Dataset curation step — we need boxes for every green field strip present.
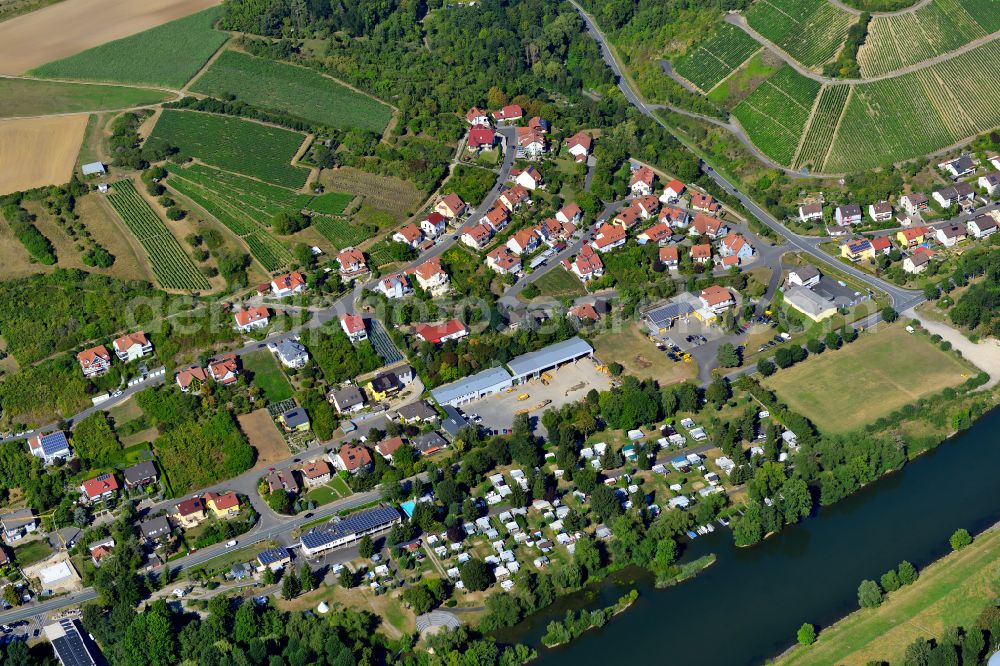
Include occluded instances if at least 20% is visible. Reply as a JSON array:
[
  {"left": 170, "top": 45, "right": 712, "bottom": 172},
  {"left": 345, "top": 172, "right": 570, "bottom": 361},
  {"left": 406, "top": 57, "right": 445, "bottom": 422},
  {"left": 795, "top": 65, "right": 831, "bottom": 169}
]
[
  {"left": 794, "top": 85, "right": 850, "bottom": 171},
  {"left": 674, "top": 22, "right": 762, "bottom": 91},
  {"left": 745, "top": 0, "right": 855, "bottom": 67},
  {"left": 312, "top": 216, "right": 369, "bottom": 249}
]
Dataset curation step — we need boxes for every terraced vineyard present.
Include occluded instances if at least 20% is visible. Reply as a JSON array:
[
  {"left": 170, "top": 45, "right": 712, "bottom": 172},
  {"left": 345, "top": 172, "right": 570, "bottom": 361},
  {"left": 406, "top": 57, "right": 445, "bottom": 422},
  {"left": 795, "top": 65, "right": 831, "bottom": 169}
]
[
  {"left": 793, "top": 85, "right": 850, "bottom": 171},
  {"left": 148, "top": 110, "right": 311, "bottom": 189},
  {"left": 106, "top": 180, "right": 210, "bottom": 291},
  {"left": 745, "top": 0, "right": 856, "bottom": 68},
  {"left": 823, "top": 39, "right": 1000, "bottom": 172},
  {"left": 858, "top": 0, "right": 993, "bottom": 77},
  {"left": 673, "top": 23, "right": 762, "bottom": 92},
  {"left": 312, "top": 216, "right": 369, "bottom": 248},
  {"left": 733, "top": 65, "right": 821, "bottom": 165}
]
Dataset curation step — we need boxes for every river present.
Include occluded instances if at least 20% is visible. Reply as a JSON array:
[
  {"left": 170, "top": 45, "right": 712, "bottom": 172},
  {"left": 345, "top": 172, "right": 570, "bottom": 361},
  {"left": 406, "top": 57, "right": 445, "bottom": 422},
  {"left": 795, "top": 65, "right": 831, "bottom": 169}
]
[{"left": 496, "top": 406, "right": 1000, "bottom": 665}]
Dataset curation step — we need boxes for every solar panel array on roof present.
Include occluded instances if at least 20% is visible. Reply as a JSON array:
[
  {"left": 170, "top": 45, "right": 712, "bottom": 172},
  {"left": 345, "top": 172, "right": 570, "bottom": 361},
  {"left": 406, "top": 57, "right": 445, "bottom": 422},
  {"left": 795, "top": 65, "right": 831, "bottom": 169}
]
[
  {"left": 257, "top": 547, "right": 288, "bottom": 566},
  {"left": 300, "top": 506, "right": 400, "bottom": 551},
  {"left": 39, "top": 431, "right": 70, "bottom": 456},
  {"left": 45, "top": 619, "right": 98, "bottom": 666},
  {"left": 645, "top": 302, "right": 694, "bottom": 329}
]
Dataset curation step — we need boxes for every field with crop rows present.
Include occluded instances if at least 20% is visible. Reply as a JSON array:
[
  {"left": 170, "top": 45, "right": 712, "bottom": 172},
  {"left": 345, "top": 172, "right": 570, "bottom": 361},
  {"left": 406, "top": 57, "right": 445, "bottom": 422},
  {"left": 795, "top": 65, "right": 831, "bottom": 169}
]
[
  {"left": 148, "top": 110, "right": 310, "bottom": 189},
  {"left": 31, "top": 7, "right": 227, "bottom": 88},
  {"left": 858, "top": 0, "right": 991, "bottom": 77},
  {"left": 793, "top": 85, "right": 850, "bottom": 171},
  {"left": 365, "top": 240, "right": 401, "bottom": 267},
  {"left": 733, "top": 65, "right": 821, "bottom": 165},
  {"left": 745, "top": 0, "right": 855, "bottom": 68},
  {"left": 106, "top": 180, "right": 209, "bottom": 290},
  {"left": 673, "top": 22, "right": 762, "bottom": 92},
  {"left": 318, "top": 167, "right": 424, "bottom": 221},
  {"left": 312, "top": 216, "right": 369, "bottom": 249},
  {"left": 306, "top": 192, "right": 352, "bottom": 215},
  {"left": 189, "top": 50, "right": 392, "bottom": 132},
  {"left": 822, "top": 40, "right": 1000, "bottom": 172}
]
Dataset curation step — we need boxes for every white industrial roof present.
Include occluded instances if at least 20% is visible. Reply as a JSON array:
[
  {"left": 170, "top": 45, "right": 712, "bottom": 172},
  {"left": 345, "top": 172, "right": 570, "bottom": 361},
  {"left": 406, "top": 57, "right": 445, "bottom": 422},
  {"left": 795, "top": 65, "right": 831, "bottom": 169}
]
[{"left": 506, "top": 336, "right": 593, "bottom": 379}]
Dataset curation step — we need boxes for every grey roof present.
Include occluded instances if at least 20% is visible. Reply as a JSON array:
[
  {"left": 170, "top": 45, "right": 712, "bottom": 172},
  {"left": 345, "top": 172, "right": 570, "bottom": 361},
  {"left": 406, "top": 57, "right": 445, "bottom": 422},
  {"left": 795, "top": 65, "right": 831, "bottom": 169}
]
[
  {"left": 507, "top": 337, "right": 593, "bottom": 379},
  {"left": 790, "top": 264, "right": 820, "bottom": 281},
  {"left": 645, "top": 301, "right": 694, "bottom": 328},
  {"left": 257, "top": 547, "right": 289, "bottom": 566},
  {"left": 412, "top": 431, "right": 447, "bottom": 453},
  {"left": 274, "top": 338, "right": 307, "bottom": 360},
  {"left": 282, "top": 407, "right": 310, "bottom": 428},
  {"left": 123, "top": 460, "right": 158, "bottom": 485},
  {"left": 939, "top": 224, "right": 965, "bottom": 238},
  {"left": 140, "top": 516, "right": 171, "bottom": 539},
  {"left": 45, "top": 619, "right": 100, "bottom": 666},
  {"left": 783, "top": 286, "right": 835, "bottom": 318},
  {"left": 837, "top": 204, "right": 861, "bottom": 217},
  {"left": 396, "top": 400, "right": 437, "bottom": 421},
  {"left": 431, "top": 366, "right": 512, "bottom": 406},
  {"left": 35, "top": 431, "right": 71, "bottom": 457},
  {"left": 947, "top": 155, "right": 975, "bottom": 172},
  {"left": 441, "top": 406, "right": 471, "bottom": 437},
  {"left": 330, "top": 385, "right": 364, "bottom": 410},
  {"left": 973, "top": 214, "right": 998, "bottom": 230},
  {"left": 81, "top": 162, "right": 105, "bottom": 176},
  {"left": 1, "top": 508, "right": 36, "bottom": 528},
  {"left": 300, "top": 506, "right": 399, "bottom": 551}
]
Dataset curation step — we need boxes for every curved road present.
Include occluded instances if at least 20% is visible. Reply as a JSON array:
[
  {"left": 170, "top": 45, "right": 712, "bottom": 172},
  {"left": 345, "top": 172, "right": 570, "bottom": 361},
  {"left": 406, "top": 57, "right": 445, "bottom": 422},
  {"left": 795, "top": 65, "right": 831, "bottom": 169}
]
[{"left": 826, "top": 0, "right": 931, "bottom": 17}]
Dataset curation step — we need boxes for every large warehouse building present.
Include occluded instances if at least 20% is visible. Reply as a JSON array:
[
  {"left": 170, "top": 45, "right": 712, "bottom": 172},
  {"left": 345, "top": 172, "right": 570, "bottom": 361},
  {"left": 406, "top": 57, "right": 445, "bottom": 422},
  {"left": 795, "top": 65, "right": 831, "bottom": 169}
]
[
  {"left": 430, "top": 366, "right": 513, "bottom": 407},
  {"left": 506, "top": 336, "right": 594, "bottom": 383}
]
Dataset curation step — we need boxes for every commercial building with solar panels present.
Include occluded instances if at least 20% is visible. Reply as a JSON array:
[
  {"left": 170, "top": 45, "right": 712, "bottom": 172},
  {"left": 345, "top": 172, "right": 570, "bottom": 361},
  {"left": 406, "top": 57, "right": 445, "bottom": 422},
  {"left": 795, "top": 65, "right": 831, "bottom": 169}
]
[
  {"left": 643, "top": 297, "right": 697, "bottom": 335},
  {"left": 299, "top": 505, "right": 401, "bottom": 556},
  {"left": 44, "top": 619, "right": 101, "bottom": 666},
  {"left": 506, "top": 336, "right": 593, "bottom": 383}
]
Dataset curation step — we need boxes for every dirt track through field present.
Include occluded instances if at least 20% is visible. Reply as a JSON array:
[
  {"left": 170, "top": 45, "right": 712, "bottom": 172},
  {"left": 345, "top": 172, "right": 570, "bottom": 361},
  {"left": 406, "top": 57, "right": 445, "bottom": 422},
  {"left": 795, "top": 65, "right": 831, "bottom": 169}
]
[
  {"left": 0, "top": 0, "right": 220, "bottom": 75},
  {"left": 0, "top": 115, "right": 88, "bottom": 194}
]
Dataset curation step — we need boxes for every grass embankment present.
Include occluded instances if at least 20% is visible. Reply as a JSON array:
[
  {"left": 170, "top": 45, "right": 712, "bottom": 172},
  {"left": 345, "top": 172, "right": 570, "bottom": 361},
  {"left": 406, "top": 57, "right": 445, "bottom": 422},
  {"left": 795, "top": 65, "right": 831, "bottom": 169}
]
[
  {"left": 779, "top": 526, "right": 1000, "bottom": 666},
  {"left": 529, "top": 269, "right": 587, "bottom": 300},
  {"left": 0, "top": 79, "right": 171, "bottom": 118}
]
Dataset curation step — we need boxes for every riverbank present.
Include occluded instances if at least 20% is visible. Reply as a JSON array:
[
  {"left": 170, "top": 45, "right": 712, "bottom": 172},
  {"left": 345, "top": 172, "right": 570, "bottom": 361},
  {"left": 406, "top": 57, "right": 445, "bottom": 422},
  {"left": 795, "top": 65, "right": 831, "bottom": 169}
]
[
  {"left": 541, "top": 589, "right": 639, "bottom": 648},
  {"left": 777, "top": 521, "right": 1000, "bottom": 666},
  {"left": 657, "top": 554, "right": 715, "bottom": 588}
]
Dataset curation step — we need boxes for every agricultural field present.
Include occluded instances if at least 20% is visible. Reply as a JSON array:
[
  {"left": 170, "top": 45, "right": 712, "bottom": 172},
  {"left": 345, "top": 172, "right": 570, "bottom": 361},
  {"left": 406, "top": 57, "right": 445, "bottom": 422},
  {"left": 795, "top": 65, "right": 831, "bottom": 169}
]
[
  {"left": 673, "top": 22, "right": 762, "bottom": 92},
  {"left": 0, "top": 79, "right": 170, "bottom": 118},
  {"left": 858, "top": 0, "right": 995, "bottom": 77},
  {"left": 0, "top": 0, "right": 219, "bottom": 75},
  {"left": 188, "top": 50, "right": 392, "bottom": 132},
  {"left": 822, "top": 39, "right": 1000, "bottom": 172},
  {"left": 793, "top": 85, "right": 850, "bottom": 171},
  {"left": 30, "top": 6, "right": 228, "bottom": 88},
  {"left": 312, "top": 216, "right": 369, "bottom": 249},
  {"left": 318, "top": 167, "right": 424, "bottom": 223},
  {"left": 705, "top": 51, "right": 782, "bottom": 108},
  {"left": 745, "top": 0, "right": 856, "bottom": 68},
  {"left": 105, "top": 179, "right": 210, "bottom": 291},
  {"left": 149, "top": 110, "right": 311, "bottom": 189},
  {"left": 0, "top": 115, "right": 88, "bottom": 195},
  {"left": 763, "top": 325, "right": 974, "bottom": 434},
  {"left": 732, "top": 65, "right": 821, "bottom": 165}
]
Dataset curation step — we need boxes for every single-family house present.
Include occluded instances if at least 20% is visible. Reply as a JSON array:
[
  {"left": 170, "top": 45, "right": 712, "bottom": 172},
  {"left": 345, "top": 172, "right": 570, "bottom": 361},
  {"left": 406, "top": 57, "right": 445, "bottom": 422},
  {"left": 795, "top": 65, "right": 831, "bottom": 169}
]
[
  {"left": 662, "top": 179, "right": 685, "bottom": 203},
  {"left": 699, "top": 286, "right": 735, "bottom": 313},
  {"left": 28, "top": 431, "right": 72, "bottom": 465},
  {"left": 629, "top": 166, "right": 656, "bottom": 196},
  {"left": 366, "top": 372, "right": 400, "bottom": 401},
  {"left": 340, "top": 313, "right": 368, "bottom": 342},
  {"left": 466, "top": 107, "right": 490, "bottom": 126},
  {"left": 1, "top": 509, "right": 37, "bottom": 542},
  {"left": 123, "top": 461, "right": 158, "bottom": 489},
  {"left": 337, "top": 247, "right": 369, "bottom": 280},
  {"left": 537, "top": 217, "right": 575, "bottom": 244},
  {"left": 268, "top": 337, "right": 309, "bottom": 368},
  {"left": 392, "top": 224, "right": 423, "bottom": 248},
  {"left": 527, "top": 116, "right": 550, "bottom": 133},
  {"left": 205, "top": 491, "right": 240, "bottom": 518},
  {"left": 270, "top": 272, "right": 307, "bottom": 298},
  {"left": 499, "top": 184, "right": 531, "bottom": 211},
  {"left": 300, "top": 460, "right": 332, "bottom": 488},
  {"left": 637, "top": 221, "right": 672, "bottom": 245},
  {"left": 991, "top": 155, "right": 1000, "bottom": 171},
  {"left": 514, "top": 165, "right": 543, "bottom": 191},
  {"left": 415, "top": 319, "right": 468, "bottom": 344},
  {"left": 936, "top": 224, "right": 967, "bottom": 247},
  {"left": 690, "top": 192, "right": 720, "bottom": 214},
  {"left": 659, "top": 245, "right": 679, "bottom": 269},
  {"left": 900, "top": 192, "right": 929, "bottom": 216},
  {"left": 412, "top": 431, "right": 447, "bottom": 456},
  {"left": 798, "top": 202, "right": 823, "bottom": 223},
  {"left": 613, "top": 203, "right": 642, "bottom": 229},
  {"left": 412, "top": 256, "right": 451, "bottom": 294},
  {"left": 968, "top": 214, "right": 998, "bottom": 239},
  {"left": 486, "top": 246, "right": 520, "bottom": 274},
  {"left": 481, "top": 205, "right": 510, "bottom": 233},
  {"left": 493, "top": 104, "right": 523, "bottom": 122},
  {"left": 461, "top": 222, "right": 493, "bottom": 250},
  {"left": 375, "top": 436, "right": 405, "bottom": 462},
  {"left": 279, "top": 407, "right": 310, "bottom": 432},
  {"left": 516, "top": 127, "right": 547, "bottom": 158},
  {"left": 635, "top": 195, "right": 660, "bottom": 218},
  {"left": 897, "top": 226, "right": 929, "bottom": 247},
  {"left": 689, "top": 213, "right": 726, "bottom": 239},
  {"left": 395, "top": 400, "right": 438, "bottom": 424},
  {"left": 234, "top": 305, "right": 270, "bottom": 332},
  {"left": 787, "top": 264, "right": 820, "bottom": 288},
  {"left": 467, "top": 126, "right": 496, "bottom": 152},
  {"left": 112, "top": 331, "right": 152, "bottom": 362},
  {"left": 690, "top": 243, "right": 712, "bottom": 264},
  {"left": 173, "top": 497, "right": 207, "bottom": 528},
  {"left": 869, "top": 201, "right": 893, "bottom": 222},
  {"left": 436, "top": 193, "right": 468, "bottom": 221},
  {"left": 81, "top": 473, "right": 119, "bottom": 503},
  {"left": 329, "top": 385, "right": 365, "bottom": 413},
  {"left": 719, "top": 233, "right": 754, "bottom": 262},
  {"left": 208, "top": 354, "right": 240, "bottom": 385},
  {"left": 77, "top": 345, "right": 112, "bottom": 377},
  {"left": 568, "top": 303, "right": 601, "bottom": 323},
  {"left": 264, "top": 469, "right": 299, "bottom": 495},
  {"left": 659, "top": 206, "right": 689, "bottom": 228},
  {"left": 840, "top": 238, "right": 874, "bottom": 262},
  {"left": 590, "top": 223, "right": 626, "bottom": 253},
  {"left": 979, "top": 172, "right": 1000, "bottom": 196},
  {"left": 834, "top": 204, "right": 862, "bottom": 226},
  {"left": 332, "top": 444, "right": 373, "bottom": 474},
  {"left": 938, "top": 155, "right": 975, "bottom": 179},
  {"left": 903, "top": 250, "right": 931, "bottom": 274},
  {"left": 556, "top": 203, "right": 582, "bottom": 225},
  {"left": 563, "top": 245, "right": 604, "bottom": 281},
  {"left": 566, "top": 131, "right": 592, "bottom": 162},
  {"left": 256, "top": 547, "right": 291, "bottom": 572},
  {"left": 139, "top": 516, "right": 171, "bottom": 543},
  {"left": 933, "top": 182, "right": 975, "bottom": 208},
  {"left": 89, "top": 538, "right": 115, "bottom": 566},
  {"left": 870, "top": 235, "right": 893, "bottom": 255},
  {"left": 506, "top": 227, "right": 540, "bottom": 255},
  {"left": 175, "top": 365, "right": 207, "bottom": 392},
  {"left": 377, "top": 273, "right": 412, "bottom": 299},
  {"left": 420, "top": 212, "right": 448, "bottom": 239}
]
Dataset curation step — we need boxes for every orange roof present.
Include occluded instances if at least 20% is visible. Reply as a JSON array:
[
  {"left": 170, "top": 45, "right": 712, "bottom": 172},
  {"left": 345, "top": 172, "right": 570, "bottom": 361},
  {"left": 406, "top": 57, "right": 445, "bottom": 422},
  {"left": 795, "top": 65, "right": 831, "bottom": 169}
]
[
  {"left": 208, "top": 491, "right": 239, "bottom": 510},
  {"left": 113, "top": 331, "right": 149, "bottom": 352},
  {"left": 630, "top": 165, "right": 655, "bottom": 187},
  {"left": 376, "top": 436, "right": 405, "bottom": 457},
  {"left": 341, "top": 313, "right": 365, "bottom": 334},
  {"left": 691, "top": 243, "right": 712, "bottom": 259},
  {"left": 235, "top": 305, "right": 270, "bottom": 327},
  {"left": 415, "top": 319, "right": 467, "bottom": 343},
  {"left": 77, "top": 345, "right": 111, "bottom": 368},
  {"left": 337, "top": 247, "right": 366, "bottom": 267},
  {"left": 659, "top": 246, "right": 679, "bottom": 263},
  {"left": 337, "top": 444, "right": 373, "bottom": 471},
  {"left": 640, "top": 222, "right": 672, "bottom": 242},
  {"left": 569, "top": 303, "right": 600, "bottom": 321},
  {"left": 272, "top": 272, "right": 306, "bottom": 291},
  {"left": 176, "top": 365, "right": 207, "bottom": 388},
  {"left": 440, "top": 193, "right": 466, "bottom": 215},
  {"left": 567, "top": 131, "right": 592, "bottom": 152},
  {"left": 81, "top": 473, "right": 119, "bottom": 499},
  {"left": 415, "top": 256, "right": 447, "bottom": 280},
  {"left": 208, "top": 354, "right": 239, "bottom": 382},
  {"left": 700, "top": 285, "right": 733, "bottom": 307},
  {"left": 593, "top": 223, "right": 626, "bottom": 249},
  {"left": 301, "top": 460, "right": 331, "bottom": 479},
  {"left": 664, "top": 179, "right": 685, "bottom": 194}
]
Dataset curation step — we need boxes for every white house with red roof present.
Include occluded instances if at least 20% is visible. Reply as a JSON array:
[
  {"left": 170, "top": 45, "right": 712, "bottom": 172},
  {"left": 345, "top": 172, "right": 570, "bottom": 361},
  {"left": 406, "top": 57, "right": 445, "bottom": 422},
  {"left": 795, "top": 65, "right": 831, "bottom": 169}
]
[
  {"left": 112, "top": 331, "right": 152, "bottom": 362},
  {"left": 340, "top": 313, "right": 368, "bottom": 342},
  {"left": 412, "top": 256, "right": 450, "bottom": 295},
  {"left": 499, "top": 185, "right": 530, "bottom": 211},
  {"left": 493, "top": 104, "right": 523, "bottom": 122},
  {"left": 466, "top": 107, "right": 490, "bottom": 126},
  {"left": 719, "top": 233, "right": 754, "bottom": 262},
  {"left": 635, "top": 195, "right": 660, "bottom": 218},
  {"left": 869, "top": 236, "right": 892, "bottom": 255},
  {"left": 661, "top": 179, "right": 685, "bottom": 203},
  {"left": 689, "top": 214, "right": 727, "bottom": 239},
  {"left": 435, "top": 193, "right": 467, "bottom": 219},
  {"left": 690, "top": 192, "right": 721, "bottom": 214},
  {"left": 557, "top": 203, "right": 582, "bottom": 225},
  {"left": 563, "top": 245, "right": 604, "bottom": 281},
  {"left": 392, "top": 223, "right": 423, "bottom": 248},
  {"left": 270, "top": 272, "right": 307, "bottom": 298},
  {"left": 420, "top": 211, "right": 447, "bottom": 238},
  {"left": 516, "top": 127, "right": 547, "bottom": 158},
  {"left": 700, "top": 286, "right": 736, "bottom": 313},
  {"left": 461, "top": 223, "right": 494, "bottom": 251},
  {"left": 208, "top": 354, "right": 240, "bottom": 385},
  {"left": 690, "top": 243, "right": 712, "bottom": 264},
  {"left": 337, "top": 247, "right": 369, "bottom": 280},
  {"left": 612, "top": 203, "right": 642, "bottom": 230},
  {"left": 630, "top": 166, "right": 656, "bottom": 196},
  {"left": 175, "top": 365, "right": 207, "bottom": 392},
  {"left": 659, "top": 206, "right": 689, "bottom": 228},
  {"left": 507, "top": 227, "right": 540, "bottom": 255},
  {"left": 80, "top": 473, "right": 119, "bottom": 503},
  {"left": 375, "top": 436, "right": 405, "bottom": 462},
  {"left": 659, "top": 245, "right": 679, "bottom": 270},
  {"left": 415, "top": 319, "right": 468, "bottom": 344},
  {"left": 486, "top": 246, "right": 521, "bottom": 275},
  {"left": 591, "top": 223, "right": 626, "bottom": 253},
  {"left": 537, "top": 218, "right": 575, "bottom": 244},
  {"left": 467, "top": 126, "right": 496, "bottom": 152},
  {"left": 566, "top": 131, "right": 592, "bottom": 162},
  {"left": 234, "top": 305, "right": 270, "bottom": 332},
  {"left": 482, "top": 206, "right": 510, "bottom": 232},
  {"left": 377, "top": 273, "right": 412, "bottom": 299},
  {"left": 514, "top": 165, "right": 543, "bottom": 190},
  {"left": 637, "top": 222, "right": 673, "bottom": 245},
  {"left": 77, "top": 345, "right": 112, "bottom": 377},
  {"left": 331, "top": 444, "right": 373, "bottom": 474},
  {"left": 568, "top": 303, "right": 601, "bottom": 322}
]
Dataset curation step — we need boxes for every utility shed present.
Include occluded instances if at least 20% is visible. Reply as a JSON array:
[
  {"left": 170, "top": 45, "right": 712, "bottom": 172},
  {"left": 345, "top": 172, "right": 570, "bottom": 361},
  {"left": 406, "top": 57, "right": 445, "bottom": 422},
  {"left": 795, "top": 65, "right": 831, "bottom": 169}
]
[
  {"left": 81, "top": 162, "right": 106, "bottom": 176},
  {"left": 506, "top": 336, "right": 593, "bottom": 383},
  {"left": 431, "top": 366, "right": 513, "bottom": 407}
]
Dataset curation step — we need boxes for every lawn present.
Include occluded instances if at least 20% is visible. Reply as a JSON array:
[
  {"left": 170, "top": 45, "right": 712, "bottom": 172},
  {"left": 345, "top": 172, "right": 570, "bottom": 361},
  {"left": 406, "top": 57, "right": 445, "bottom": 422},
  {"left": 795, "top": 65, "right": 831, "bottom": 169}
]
[
  {"left": 13, "top": 538, "right": 53, "bottom": 566},
  {"left": 592, "top": 322, "right": 698, "bottom": 385},
  {"left": 0, "top": 79, "right": 170, "bottom": 118},
  {"left": 149, "top": 110, "right": 310, "bottom": 189},
  {"left": 241, "top": 350, "right": 294, "bottom": 402},
  {"left": 763, "top": 325, "right": 975, "bottom": 434},
  {"left": 330, "top": 475, "right": 352, "bottom": 496},
  {"left": 779, "top": 525, "right": 1000, "bottom": 666},
  {"left": 30, "top": 7, "right": 228, "bottom": 88},
  {"left": 188, "top": 50, "right": 392, "bottom": 132},
  {"left": 529, "top": 268, "right": 587, "bottom": 300},
  {"left": 304, "top": 483, "right": 342, "bottom": 506}
]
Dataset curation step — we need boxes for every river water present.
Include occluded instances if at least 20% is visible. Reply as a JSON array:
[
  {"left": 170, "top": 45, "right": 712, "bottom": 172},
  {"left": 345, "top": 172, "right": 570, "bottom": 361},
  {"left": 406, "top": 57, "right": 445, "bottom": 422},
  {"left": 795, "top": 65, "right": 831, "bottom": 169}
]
[{"left": 497, "top": 407, "right": 1000, "bottom": 665}]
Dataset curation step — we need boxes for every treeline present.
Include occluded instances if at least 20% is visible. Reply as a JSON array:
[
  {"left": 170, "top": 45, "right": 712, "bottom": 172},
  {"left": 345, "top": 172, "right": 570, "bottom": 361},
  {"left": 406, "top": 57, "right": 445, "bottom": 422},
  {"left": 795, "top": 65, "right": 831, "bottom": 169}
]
[
  {"left": 823, "top": 13, "right": 870, "bottom": 78},
  {"left": 165, "top": 95, "right": 318, "bottom": 134},
  {"left": 541, "top": 590, "right": 639, "bottom": 647},
  {"left": 1, "top": 202, "right": 56, "bottom": 265},
  {"left": 948, "top": 242, "right": 1000, "bottom": 335}
]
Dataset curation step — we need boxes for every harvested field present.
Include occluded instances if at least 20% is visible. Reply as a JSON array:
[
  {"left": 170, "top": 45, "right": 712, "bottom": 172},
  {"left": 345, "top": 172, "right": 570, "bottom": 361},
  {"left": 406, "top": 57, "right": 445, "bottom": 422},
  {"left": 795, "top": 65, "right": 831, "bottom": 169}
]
[
  {"left": 0, "top": 79, "right": 171, "bottom": 118},
  {"left": 0, "top": 115, "right": 88, "bottom": 195},
  {"left": 238, "top": 408, "right": 289, "bottom": 467},
  {"left": 0, "top": 0, "right": 221, "bottom": 76},
  {"left": 318, "top": 167, "right": 424, "bottom": 220}
]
